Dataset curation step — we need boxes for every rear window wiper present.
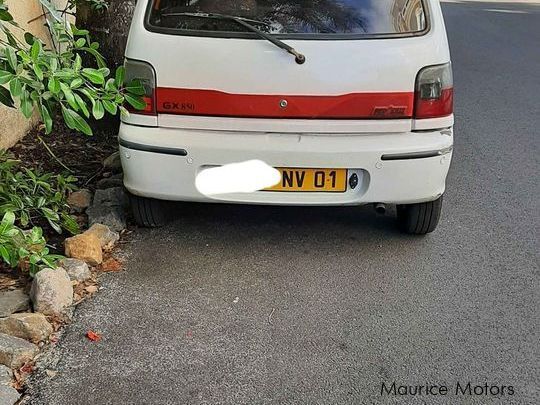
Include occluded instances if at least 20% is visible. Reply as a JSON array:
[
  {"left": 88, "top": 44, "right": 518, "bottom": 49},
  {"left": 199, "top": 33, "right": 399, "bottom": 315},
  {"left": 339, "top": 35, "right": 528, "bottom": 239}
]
[{"left": 161, "top": 12, "right": 306, "bottom": 65}]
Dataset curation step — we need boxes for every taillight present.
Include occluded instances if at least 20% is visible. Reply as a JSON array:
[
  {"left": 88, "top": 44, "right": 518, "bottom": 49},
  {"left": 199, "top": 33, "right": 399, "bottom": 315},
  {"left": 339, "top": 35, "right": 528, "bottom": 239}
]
[
  {"left": 124, "top": 59, "right": 156, "bottom": 116},
  {"left": 414, "top": 63, "right": 453, "bottom": 119}
]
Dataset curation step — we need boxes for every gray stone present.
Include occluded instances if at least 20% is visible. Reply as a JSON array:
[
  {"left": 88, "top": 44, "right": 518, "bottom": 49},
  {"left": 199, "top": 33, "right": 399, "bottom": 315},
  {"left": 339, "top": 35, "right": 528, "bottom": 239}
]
[
  {"left": 103, "top": 151, "right": 122, "bottom": 172},
  {"left": 30, "top": 268, "right": 73, "bottom": 319},
  {"left": 0, "top": 384, "right": 20, "bottom": 405},
  {"left": 58, "top": 258, "right": 91, "bottom": 282},
  {"left": 0, "top": 313, "right": 53, "bottom": 344},
  {"left": 0, "top": 290, "right": 30, "bottom": 318},
  {"left": 67, "top": 189, "right": 92, "bottom": 213},
  {"left": 0, "top": 365, "right": 12, "bottom": 385},
  {"left": 0, "top": 333, "right": 38, "bottom": 369},
  {"left": 87, "top": 187, "right": 128, "bottom": 232},
  {"left": 97, "top": 174, "right": 124, "bottom": 190},
  {"left": 87, "top": 207, "right": 126, "bottom": 233},
  {"left": 85, "top": 224, "right": 120, "bottom": 249},
  {"left": 92, "top": 187, "right": 128, "bottom": 208}
]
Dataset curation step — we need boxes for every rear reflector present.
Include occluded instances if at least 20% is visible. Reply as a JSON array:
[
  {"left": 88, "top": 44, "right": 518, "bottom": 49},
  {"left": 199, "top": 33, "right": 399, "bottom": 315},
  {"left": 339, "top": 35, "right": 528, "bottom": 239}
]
[
  {"left": 414, "top": 63, "right": 453, "bottom": 119},
  {"left": 124, "top": 59, "right": 157, "bottom": 116}
]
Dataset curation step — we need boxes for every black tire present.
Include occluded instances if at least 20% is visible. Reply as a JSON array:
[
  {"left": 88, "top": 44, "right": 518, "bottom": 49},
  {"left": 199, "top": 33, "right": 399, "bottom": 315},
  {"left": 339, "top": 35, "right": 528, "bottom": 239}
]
[
  {"left": 397, "top": 195, "right": 443, "bottom": 235},
  {"left": 129, "top": 194, "right": 171, "bottom": 228}
]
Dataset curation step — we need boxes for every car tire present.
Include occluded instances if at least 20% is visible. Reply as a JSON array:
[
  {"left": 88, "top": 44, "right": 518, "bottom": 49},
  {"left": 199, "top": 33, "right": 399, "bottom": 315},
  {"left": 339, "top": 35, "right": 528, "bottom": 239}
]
[
  {"left": 129, "top": 194, "right": 172, "bottom": 228},
  {"left": 397, "top": 195, "right": 443, "bottom": 235}
]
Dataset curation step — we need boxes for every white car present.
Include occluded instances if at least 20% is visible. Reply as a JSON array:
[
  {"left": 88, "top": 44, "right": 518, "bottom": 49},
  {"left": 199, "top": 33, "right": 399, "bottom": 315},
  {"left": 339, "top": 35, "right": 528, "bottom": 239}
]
[{"left": 120, "top": 0, "right": 453, "bottom": 234}]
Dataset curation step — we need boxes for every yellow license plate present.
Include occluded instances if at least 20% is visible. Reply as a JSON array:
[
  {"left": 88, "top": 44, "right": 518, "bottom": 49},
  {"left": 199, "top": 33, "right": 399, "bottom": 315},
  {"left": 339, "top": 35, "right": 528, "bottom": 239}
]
[{"left": 266, "top": 168, "right": 348, "bottom": 192}]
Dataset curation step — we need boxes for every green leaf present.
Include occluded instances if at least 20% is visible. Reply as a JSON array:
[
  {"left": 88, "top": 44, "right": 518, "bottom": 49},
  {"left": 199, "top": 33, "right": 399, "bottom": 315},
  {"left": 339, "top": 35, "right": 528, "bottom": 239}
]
[
  {"left": 75, "top": 93, "right": 90, "bottom": 118},
  {"left": 1, "top": 211, "right": 15, "bottom": 228},
  {"left": 74, "top": 54, "right": 82, "bottom": 72},
  {"left": 24, "top": 33, "right": 36, "bottom": 46},
  {"left": 50, "top": 58, "right": 58, "bottom": 73},
  {"left": 61, "top": 213, "right": 79, "bottom": 235},
  {"left": 124, "top": 79, "right": 145, "bottom": 96},
  {"left": 31, "top": 40, "right": 42, "bottom": 61},
  {"left": 81, "top": 68, "right": 104, "bottom": 85},
  {"left": 33, "top": 63, "right": 43, "bottom": 81},
  {"left": 0, "top": 70, "right": 12, "bottom": 85},
  {"left": 75, "top": 38, "right": 86, "bottom": 48},
  {"left": 20, "top": 92, "right": 33, "bottom": 118},
  {"left": 40, "top": 103, "right": 53, "bottom": 134},
  {"left": 115, "top": 66, "right": 125, "bottom": 87},
  {"left": 60, "top": 82, "right": 78, "bottom": 111},
  {"left": 5, "top": 47, "right": 17, "bottom": 71},
  {"left": 0, "top": 10, "right": 13, "bottom": 22},
  {"left": 105, "top": 78, "right": 117, "bottom": 92},
  {"left": 61, "top": 107, "right": 93, "bottom": 135},
  {"left": 20, "top": 210, "right": 30, "bottom": 227},
  {"left": 48, "top": 78, "right": 60, "bottom": 94},
  {"left": 124, "top": 94, "right": 147, "bottom": 111},
  {"left": 0, "top": 86, "right": 14, "bottom": 108},
  {"left": 92, "top": 100, "right": 104, "bottom": 120},
  {"left": 70, "top": 77, "right": 83, "bottom": 89},
  {"left": 0, "top": 245, "right": 10, "bottom": 266},
  {"left": 9, "top": 77, "right": 22, "bottom": 98},
  {"left": 119, "top": 105, "right": 130, "bottom": 119},
  {"left": 102, "top": 99, "right": 118, "bottom": 115}
]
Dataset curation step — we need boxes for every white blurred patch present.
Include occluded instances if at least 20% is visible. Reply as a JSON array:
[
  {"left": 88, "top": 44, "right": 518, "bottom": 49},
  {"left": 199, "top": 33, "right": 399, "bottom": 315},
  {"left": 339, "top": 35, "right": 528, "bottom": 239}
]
[{"left": 196, "top": 160, "right": 281, "bottom": 196}]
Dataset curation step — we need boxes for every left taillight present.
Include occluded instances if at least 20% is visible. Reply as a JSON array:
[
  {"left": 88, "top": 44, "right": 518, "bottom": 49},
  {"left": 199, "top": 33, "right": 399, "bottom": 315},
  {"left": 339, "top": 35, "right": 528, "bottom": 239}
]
[
  {"left": 124, "top": 59, "right": 156, "bottom": 116},
  {"left": 414, "top": 63, "right": 453, "bottom": 119}
]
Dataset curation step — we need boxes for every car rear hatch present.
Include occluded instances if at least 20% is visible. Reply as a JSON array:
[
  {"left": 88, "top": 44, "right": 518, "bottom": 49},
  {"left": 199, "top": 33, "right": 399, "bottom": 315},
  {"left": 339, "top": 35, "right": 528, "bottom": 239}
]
[{"left": 124, "top": 0, "right": 452, "bottom": 133}]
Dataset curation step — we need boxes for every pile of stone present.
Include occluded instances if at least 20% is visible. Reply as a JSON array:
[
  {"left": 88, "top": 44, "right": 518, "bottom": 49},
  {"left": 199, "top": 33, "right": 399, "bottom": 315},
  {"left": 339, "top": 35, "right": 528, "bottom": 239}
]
[
  {"left": 0, "top": 222, "right": 119, "bottom": 404},
  {"left": 67, "top": 151, "right": 128, "bottom": 233}
]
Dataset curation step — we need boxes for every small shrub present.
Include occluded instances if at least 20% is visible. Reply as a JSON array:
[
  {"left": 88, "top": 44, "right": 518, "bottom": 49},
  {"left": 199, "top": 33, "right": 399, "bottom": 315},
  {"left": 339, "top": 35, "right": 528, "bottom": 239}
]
[
  {"left": 0, "top": 211, "right": 63, "bottom": 276},
  {"left": 0, "top": 151, "right": 79, "bottom": 234},
  {"left": 0, "top": 0, "right": 145, "bottom": 136}
]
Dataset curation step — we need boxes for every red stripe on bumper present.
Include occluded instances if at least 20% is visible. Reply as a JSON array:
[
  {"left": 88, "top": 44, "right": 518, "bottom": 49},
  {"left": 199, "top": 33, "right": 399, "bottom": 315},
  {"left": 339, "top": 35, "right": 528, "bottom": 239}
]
[{"left": 156, "top": 88, "right": 414, "bottom": 119}]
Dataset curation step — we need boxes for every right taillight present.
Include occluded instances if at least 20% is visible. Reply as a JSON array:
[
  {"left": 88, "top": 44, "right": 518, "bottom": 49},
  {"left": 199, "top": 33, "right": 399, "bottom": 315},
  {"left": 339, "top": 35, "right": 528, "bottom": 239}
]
[
  {"left": 124, "top": 59, "right": 156, "bottom": 116},
  {"left": 414, "top": 63, "right": 453, "bottom": 119}
]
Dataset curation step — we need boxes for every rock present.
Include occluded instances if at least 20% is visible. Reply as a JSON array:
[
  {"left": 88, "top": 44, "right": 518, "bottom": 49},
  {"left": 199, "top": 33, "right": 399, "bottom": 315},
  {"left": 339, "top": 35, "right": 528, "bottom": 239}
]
[
  {"left": 45, "top": 369, "right": 57, "bottom": 378},
  {"left": 0, "top": 290, "right": 30, "bottom": 318},
  {"left": 87, "top": 207, "right": 126, "bottom": 232},
  {"left": 30, "top": 268, "right": 73, "bottom": 318},
  {"left": 58, "top": 258, "right": 91, "bottom": 282},
  {"left": 87, "top": 187, "right": 128, "bottom": 232},
  {"left": 103, "top": 151, "right": 122, "bottom": 172},
  {"left": 67, "top": 189, "right": 92, "bottom": 213},
  {"left": 64, "top": 233, "right": 103, "bottom": 266},
  {"left": 0, "top": 365, "right": 12, "bottom": 385},
  {"left": 84, "top": 285, "right": 98, "bottom": 294},
  {"left": 84, "top": 224, "right": 120, "bottom": 249},
  {"left": 97, "top": 174, "right": 124, "bottom": 190},
  {"left": 0, "top": 313, "right": 53, "bottom": 344},
  {"left": 0, "top": 384, "right": 20, "bottom": 405},
  {"left": 92, "top": 187, "right": 128, "bottom": 208},
  {"left": 0, "top": 333, "right": 38, "bottom": 369}
]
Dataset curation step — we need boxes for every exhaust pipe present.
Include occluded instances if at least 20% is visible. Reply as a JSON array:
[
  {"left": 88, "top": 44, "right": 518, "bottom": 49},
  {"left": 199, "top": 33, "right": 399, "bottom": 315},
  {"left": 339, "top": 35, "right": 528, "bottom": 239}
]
[{"left": 374, "top": 203, "right": 387, "bottom": 215}]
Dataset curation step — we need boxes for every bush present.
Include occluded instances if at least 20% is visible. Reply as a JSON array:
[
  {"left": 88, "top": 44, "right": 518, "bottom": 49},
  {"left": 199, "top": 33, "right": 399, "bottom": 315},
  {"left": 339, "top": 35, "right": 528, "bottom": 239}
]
[
  {"left": 0, "top": 211, "right": 63, "bottom": 276},
  {"left": 0, "top": 0, "right": 145, "bottom": 136},
  {"left": 0, "top": 151, "right": 79, "bottom": 234}
]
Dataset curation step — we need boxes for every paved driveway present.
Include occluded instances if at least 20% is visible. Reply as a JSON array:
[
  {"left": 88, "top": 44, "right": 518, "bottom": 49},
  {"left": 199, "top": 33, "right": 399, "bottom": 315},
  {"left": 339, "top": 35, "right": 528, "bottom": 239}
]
[{"left": 27, "top": 2, "right": 539, "bottom": 404}]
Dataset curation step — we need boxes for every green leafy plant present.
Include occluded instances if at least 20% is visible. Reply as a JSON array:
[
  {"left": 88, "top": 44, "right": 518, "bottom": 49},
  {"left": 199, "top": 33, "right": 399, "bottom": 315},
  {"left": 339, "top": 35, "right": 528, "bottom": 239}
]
[
  {"left": 0, "top": 151, "right": 79, "bottom": 234},
  {"left": 0, "top": 211, "right": 63, "bottom": 276},
  {"left": 0, "top": 0, "right": 145, "bottom": 135},
  {"left": 69, "top": 0, "right": 109, "bottom": 11}
]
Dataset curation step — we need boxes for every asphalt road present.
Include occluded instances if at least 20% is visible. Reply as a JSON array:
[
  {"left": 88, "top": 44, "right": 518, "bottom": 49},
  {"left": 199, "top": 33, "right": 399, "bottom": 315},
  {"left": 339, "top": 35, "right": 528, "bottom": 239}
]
[{"left": 27, "top": 2, "right": 539, "bottom": 404}]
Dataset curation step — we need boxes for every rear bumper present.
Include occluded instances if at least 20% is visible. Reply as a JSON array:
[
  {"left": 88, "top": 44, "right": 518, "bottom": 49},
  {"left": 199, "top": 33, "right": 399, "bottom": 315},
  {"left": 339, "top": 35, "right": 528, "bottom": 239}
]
[{"left": 119, "top": 124, "right": 453, "bottom": 205}]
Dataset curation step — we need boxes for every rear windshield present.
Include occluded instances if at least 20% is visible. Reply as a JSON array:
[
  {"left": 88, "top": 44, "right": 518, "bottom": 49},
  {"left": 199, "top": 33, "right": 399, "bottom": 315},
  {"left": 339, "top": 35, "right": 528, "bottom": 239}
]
[{"left": 146, "top": 0, "right": 428, "bottom": 38}]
